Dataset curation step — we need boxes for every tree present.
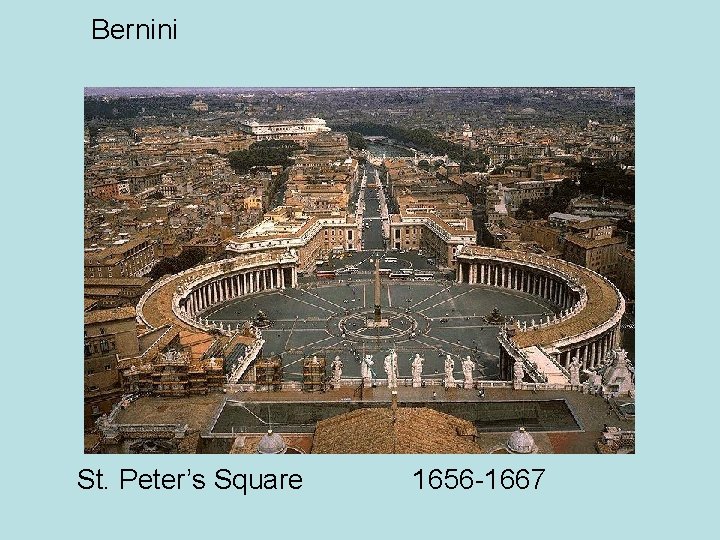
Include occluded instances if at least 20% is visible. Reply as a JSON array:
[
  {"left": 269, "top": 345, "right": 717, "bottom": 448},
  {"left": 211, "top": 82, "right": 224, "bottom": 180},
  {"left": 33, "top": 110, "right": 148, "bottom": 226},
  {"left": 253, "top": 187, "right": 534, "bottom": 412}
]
[
  {"left": 227, "top": 141, "right": 302, "bottom": 174},
  {"left": 345, "top": 131, "right": 367, "bottom": 150},
  {"left": 148, "top": 247, "right": 206, "bottom": 280}
]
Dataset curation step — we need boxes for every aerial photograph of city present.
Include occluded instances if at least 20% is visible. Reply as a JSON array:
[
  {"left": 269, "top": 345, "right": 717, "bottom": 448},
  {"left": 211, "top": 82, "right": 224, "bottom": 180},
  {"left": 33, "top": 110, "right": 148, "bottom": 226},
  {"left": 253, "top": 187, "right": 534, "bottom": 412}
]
[{"left": 84, "top": 87, "right": 635, "bottom": 455}]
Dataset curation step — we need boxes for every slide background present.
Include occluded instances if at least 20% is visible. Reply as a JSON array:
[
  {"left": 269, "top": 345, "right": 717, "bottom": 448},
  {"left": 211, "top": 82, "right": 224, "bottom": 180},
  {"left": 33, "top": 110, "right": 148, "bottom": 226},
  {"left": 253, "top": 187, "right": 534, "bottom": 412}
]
[{"left": 2, "top": 1, "right": 716, "bottom": 537}]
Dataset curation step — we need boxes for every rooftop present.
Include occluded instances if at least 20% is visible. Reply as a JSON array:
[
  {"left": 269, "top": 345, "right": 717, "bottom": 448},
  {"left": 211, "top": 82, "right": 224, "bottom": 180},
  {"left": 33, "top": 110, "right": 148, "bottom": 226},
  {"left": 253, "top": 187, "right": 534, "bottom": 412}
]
[
  {"left": 312, "top": 407, "right": 481, "bottom": 454},
  {"left": 84, "top": 306, "right": 136, "bottom": 326},
  {"left": 565, "top": 234, "right": 625, "bottom": 249}
]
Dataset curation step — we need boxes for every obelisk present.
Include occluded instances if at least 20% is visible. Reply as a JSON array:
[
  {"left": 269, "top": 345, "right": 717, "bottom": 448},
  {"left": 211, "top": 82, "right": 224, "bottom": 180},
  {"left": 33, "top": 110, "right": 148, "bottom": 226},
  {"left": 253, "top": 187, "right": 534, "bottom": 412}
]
[{"left": 374, "top": 258, "right": 382, "bottom": 323}]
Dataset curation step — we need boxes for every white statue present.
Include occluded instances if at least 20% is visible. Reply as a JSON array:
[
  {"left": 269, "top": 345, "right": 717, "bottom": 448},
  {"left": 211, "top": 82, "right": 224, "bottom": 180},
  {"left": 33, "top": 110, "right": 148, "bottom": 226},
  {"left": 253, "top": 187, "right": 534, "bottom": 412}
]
[
  {"left": 411, "top": 354, "right": 424, "bottom": 388},
  {"left": 462, "top": 356, "right": 475, "bottom": 388},
  {"left": 330, "top": 356, "right": 343, "bottom": 387},
  {"left": 444, "top": 354, "right": 456, "bottom": 388},
  {"left": 513, "top": 359, "right": 525, "bottom": 389},
  {"left": 361, "top": 354, "right": 374, "bottom": 384},
  {"left": 569, "top": 356, "right": 581, "bottom": 386},
  {"left": 600, "top": 347, "right": 634, "bottom": 396},
  {"left": 384, "top": 349, "right": 399, "bottom": 389}
]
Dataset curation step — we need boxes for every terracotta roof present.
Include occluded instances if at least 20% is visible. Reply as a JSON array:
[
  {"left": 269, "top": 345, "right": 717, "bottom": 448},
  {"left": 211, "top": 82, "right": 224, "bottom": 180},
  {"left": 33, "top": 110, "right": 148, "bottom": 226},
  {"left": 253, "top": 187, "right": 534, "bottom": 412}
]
[
  {"left": 312, "top": 407, "right": 481, "bottom": 454},
  {"left": 85, "top": 277, "right": 151, "bottom": 287},
  {"left": 568, "top": 218, "right": 614, "bottom": 230},
  {"left": 84, "top": 306, "right": 136, "bottom": 325},
  {"left": 565, "top": 234, "right": 625, "bottom": 249}
]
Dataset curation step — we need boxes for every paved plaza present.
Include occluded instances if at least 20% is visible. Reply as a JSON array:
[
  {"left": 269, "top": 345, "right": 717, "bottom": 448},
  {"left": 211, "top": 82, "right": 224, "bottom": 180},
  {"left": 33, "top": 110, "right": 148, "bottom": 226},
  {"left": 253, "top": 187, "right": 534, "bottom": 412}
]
[{"left": 206, "top": 279, "right": 557, "bottom": 381}]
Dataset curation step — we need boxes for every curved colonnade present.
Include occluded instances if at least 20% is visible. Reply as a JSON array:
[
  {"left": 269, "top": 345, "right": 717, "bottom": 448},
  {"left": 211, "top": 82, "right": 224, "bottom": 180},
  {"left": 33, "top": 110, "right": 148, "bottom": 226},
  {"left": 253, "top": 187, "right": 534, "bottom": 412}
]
[
  {"left": 455, "top": 246, "right": 625, "bottom": 381},
  {"left": 137, "top": 244, "right": 624, "bottom": 387},
  {"left": 137, "top": 251, "right": 299, "bottom": 334}
]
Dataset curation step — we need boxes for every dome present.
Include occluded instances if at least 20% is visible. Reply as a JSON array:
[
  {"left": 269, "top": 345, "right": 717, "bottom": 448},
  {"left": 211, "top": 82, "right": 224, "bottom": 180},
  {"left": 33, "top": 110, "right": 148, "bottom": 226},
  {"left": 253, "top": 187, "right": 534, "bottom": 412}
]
[
  {"left": 257, "top": 430, "right": 287, "bottom": 454},
  {"left": 506, "top": 427, "right": 537, "bottom": 454}
]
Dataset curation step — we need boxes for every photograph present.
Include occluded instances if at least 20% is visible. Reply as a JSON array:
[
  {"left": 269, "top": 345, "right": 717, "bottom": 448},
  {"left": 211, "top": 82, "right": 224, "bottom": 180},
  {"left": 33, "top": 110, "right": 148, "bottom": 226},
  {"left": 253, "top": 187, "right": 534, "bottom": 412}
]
[{"left": 83, "top": 87, "right": 635, "bottom": 454}]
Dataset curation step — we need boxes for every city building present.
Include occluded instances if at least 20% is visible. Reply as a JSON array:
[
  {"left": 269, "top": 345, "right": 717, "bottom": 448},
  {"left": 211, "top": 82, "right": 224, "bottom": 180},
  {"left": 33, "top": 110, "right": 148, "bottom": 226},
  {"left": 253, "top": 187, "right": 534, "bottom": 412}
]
[
  {"left": 563, "top": 219, "right": 626, "bottom": 278},
  {"left": 85, "top": 234, "right": 162, "bottom": 278},
  {"left": 189, "top": 99, "right": 208, "bottom": 112},
  {"left": 226, "top": 209, "right": 360, "bottom": 271},
  {"left": 84, "top": 307, "right": 139, "bottom": 427},
  {"left": 238, "top": 118, "right": 330, "bottom": 144}
]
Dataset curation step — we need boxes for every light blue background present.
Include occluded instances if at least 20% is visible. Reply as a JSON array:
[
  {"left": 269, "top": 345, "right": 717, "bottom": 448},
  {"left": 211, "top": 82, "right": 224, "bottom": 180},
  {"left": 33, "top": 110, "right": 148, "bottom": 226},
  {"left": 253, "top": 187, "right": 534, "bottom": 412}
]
[{"left": 2, "top": 0, "right": 715, "bottom": 538}]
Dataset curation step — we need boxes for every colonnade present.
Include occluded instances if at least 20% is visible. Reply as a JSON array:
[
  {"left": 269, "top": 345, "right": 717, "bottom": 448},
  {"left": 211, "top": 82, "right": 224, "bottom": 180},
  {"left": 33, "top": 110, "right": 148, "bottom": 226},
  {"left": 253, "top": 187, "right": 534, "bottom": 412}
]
[
  {"left": 181, "top": 265, "right": 297, "bottom": 317},
  {"left": 558, "top": 328, "right": 621, "bottom": 371},
  {"left": 457, "top": 260, "right": 576, "bottom": 310},
  {"left": 458, "top": 255, "right": 624, "bottom": 381}
]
